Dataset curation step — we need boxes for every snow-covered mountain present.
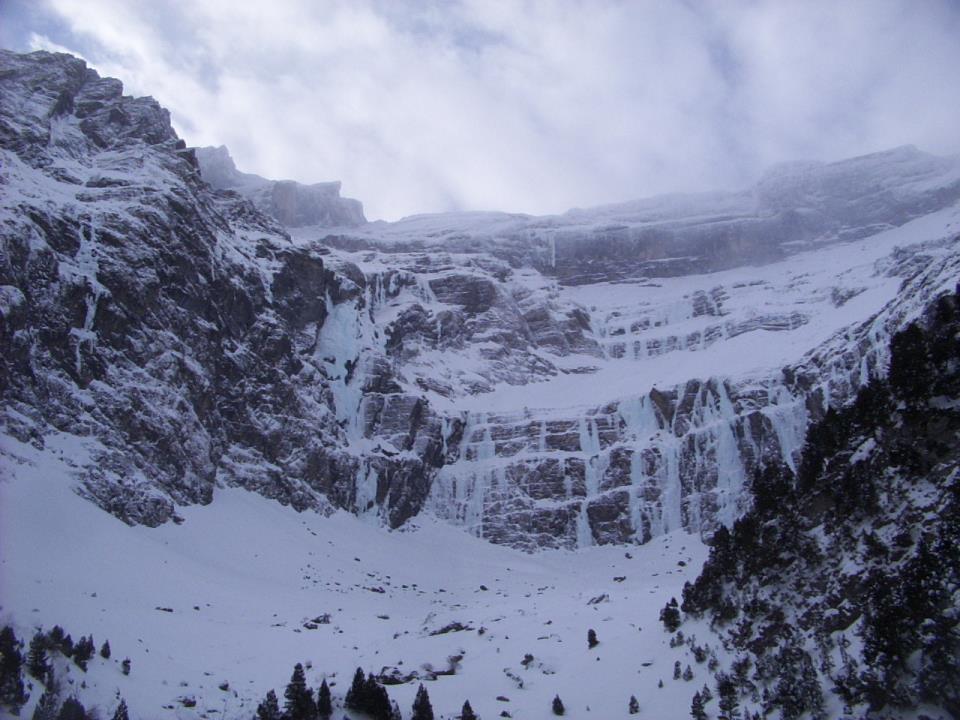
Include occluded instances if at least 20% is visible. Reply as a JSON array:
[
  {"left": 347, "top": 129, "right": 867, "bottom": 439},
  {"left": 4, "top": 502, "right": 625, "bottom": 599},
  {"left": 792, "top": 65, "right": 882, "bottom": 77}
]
[
  {"left": 3, "top": 49, "right": 960, "bottom": 551},
  {"left": 2, "top": 48, "right": 960, "bottom": 720}
]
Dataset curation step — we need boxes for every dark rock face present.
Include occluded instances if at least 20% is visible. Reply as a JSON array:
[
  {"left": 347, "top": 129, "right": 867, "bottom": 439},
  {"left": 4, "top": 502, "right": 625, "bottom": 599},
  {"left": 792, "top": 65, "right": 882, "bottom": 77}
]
[
  {"left": 3, "top": 50, "right": 960, "bottom": 552},
  {"left": 0, "top": 51, "right": 418, "bottom": 527},
  {"left": 195, "top": 145, "right": 365, "bottom": 227}
]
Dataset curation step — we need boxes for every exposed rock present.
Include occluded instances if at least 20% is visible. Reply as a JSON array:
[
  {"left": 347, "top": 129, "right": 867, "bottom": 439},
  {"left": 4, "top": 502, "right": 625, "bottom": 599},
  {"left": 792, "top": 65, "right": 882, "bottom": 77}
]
[{"left": 195, "top": 145, "right": 365, "bottom": 227}]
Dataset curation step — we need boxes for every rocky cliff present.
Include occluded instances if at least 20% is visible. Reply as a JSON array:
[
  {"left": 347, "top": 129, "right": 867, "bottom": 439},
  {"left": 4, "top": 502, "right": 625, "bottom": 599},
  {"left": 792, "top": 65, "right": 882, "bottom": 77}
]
[
  {"left": 0, "top": 50, "right": 423, "bottom": 527},
  {"left": 679, "top": 287, "right": 960, "bottom": 719},
  {"left": 3, "top": 49, "right": 960, "bottom": 550},
  {"left": 195, "top": 145, "right": 366, "bottom": 228}
]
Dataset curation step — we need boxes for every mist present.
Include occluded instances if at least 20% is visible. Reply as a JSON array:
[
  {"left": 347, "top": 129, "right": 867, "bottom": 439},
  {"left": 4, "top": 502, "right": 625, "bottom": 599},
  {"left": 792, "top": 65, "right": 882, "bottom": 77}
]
[{"left": 8, "top": 0, "right": 960, "bottom": 221}]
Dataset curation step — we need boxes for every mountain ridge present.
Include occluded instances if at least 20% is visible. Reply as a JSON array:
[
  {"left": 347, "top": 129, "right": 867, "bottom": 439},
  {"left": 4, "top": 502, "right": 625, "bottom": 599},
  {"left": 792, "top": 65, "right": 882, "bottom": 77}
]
[{"left": 2, "top": 48, "right": 959, "bottom": 553}]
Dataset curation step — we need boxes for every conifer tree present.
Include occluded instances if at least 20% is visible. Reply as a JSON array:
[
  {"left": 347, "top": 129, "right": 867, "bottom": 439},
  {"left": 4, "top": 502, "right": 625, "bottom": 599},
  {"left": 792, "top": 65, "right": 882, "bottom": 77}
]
[
  {"left": 99, "top": 641, "right": 111, "bottom": 660},
  {"left": 587, "top": 628, "right": 599, "bottom": 648},
  {"left": 717, "top": 673, "right": 739, "bottom": 720},
  {"left": 121, "top": 658, "right": 131, "bottom": 676},
  {"left": 552, "top": 694, "right": 565, "bottom": 716},
  {"left": 674, "top": 660, "right": 682, "bottom": 680},
  {"left": 73, "top": 636, "right": 94, "bottom": 671},
  {"left": 345, "top": 668, "right": 366, "bottom": 712},
  {"left": 460, "top": 699, "right": 477, "bottom": 720},
  {"left": 411, "top": 683, "right": 434, "bottom": 720},
  {"left": 690, "top": 691, "right": 707, "bottom": 720},
  {"left": 57, "top": 697, "right": 87, "bottom": 720},
  {"left": 889, "top": 322, "right": 933, "bottom": 402},
  {"left": 629, "top": 694, "right": 639, "bottom": 714},
  {"left": 683, "top": 664, "right": 694, "bottom": 681},
  {"left": 112, "top": 699, "right": 129, "bottom": 720},
  {"left": 317, "top": 679, "right": 332, "bottom": 719},
  {"left": 660, "top": 597, "right": 682, "bottom": 632},
  {"left": 28, "top": 632, "right": 51, "bottom": 682},
  {"left": 0, "top": 626, "right": 27, "bottom": 711},
  {"left": 256, "top": 689, "right": 281, "bottom": 720},
  {"left": 32, "top": 690, "right": 59, "bottom": 720},
  {"left": 364, "top": 673, "right": 392, "bottom": 720},
  {"left": 283, "top": 663, "right": 316, "bottom": 720},
  {"left": 47, "top": 627, "right": 64, "bottom": 649}
]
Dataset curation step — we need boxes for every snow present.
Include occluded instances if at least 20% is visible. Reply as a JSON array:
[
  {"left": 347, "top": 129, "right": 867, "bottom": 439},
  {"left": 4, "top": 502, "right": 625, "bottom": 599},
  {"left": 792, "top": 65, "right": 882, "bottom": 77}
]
[
  {"left": 443, "top": 199, "right": 960, "bottom": 414},
  {"left": 0, "top": 430, "right": 710, "bottom": 720}
]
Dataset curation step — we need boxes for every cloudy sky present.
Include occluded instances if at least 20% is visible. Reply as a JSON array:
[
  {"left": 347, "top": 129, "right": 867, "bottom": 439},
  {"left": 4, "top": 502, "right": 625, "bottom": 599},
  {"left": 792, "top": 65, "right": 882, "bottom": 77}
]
[{"left": 3, "top": 0, "right": 960, "bottom": 221}]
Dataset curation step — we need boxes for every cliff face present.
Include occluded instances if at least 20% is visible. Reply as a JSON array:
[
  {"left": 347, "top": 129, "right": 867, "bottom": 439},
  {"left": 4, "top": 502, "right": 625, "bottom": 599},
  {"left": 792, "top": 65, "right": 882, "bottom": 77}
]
[
  {"left": 194, "top": 145, "right": 366, "bottom": 228},
  {"left": 0, "top": 50, "right": 427, "bottom": 527},
  {"left": 679, "top": 288, "right": 960, "bottom": 719},
  {"left": 3, "top": 49, "right": 960, "bottom": 550}
]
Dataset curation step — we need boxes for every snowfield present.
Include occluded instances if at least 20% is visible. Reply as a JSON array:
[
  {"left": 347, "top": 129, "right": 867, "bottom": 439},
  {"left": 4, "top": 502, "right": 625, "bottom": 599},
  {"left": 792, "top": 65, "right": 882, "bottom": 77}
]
[{"left": 1, "top": 430, "right": 709, "bottom": 720}]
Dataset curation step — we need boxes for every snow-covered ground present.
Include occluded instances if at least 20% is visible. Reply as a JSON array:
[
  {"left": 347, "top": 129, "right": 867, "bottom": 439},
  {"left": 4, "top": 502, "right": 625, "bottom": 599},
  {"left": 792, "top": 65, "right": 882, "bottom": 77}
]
[
  {"left": 292, "top": 197, "right": 960, "bottom": 422},
  {"left": 1, "top": 430, "right": 709, "bottom": 720},
  {"left": 452, "top": 200, "right": 960, "bottom": 414}
]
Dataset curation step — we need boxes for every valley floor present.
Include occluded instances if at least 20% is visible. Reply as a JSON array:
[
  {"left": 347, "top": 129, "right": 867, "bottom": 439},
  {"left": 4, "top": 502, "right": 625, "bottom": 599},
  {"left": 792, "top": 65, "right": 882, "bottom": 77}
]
[{"left": 1, "top": 431, "right": 707, "bottom": 720}]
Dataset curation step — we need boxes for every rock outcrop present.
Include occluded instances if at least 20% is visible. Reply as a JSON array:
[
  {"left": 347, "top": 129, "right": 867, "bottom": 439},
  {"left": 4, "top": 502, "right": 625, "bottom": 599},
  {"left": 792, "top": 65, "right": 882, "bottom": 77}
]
[
  {"left": 0, "top": 51, "right": 411, "bottom": 527},
  {"left": 195, "top": 144, "right": 365, "bottom": 227}
]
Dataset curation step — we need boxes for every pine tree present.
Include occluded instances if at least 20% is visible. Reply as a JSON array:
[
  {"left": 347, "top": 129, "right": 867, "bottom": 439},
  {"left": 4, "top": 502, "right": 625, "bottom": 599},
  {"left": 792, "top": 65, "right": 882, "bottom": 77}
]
[
  {"left": 674, "top": 660, "right": 682, "bottom": 680},
  {"left": 628, "top": 694, "right": 639, "bottom": 714},
  {"left": 32, "top": 690, "right": 59, "bottom": 720},
  {"left": 587, "top": 628, "right": 599, "bottom": 648},
  {"left": 690, "top": 691, "right": 707, "bottom": 720},
  {"left": 365, "top": 674, "right": 392, "bottom": 720},
  {"left": 700, "top": 684, "right": 713, "bottom": 702},
  {"left": 345, "top": 668, "right": 366, "bottom": 712},
  {"left": 552, "top": 694, "right": 565, "bottom": 716},
  {"left": 46, "top": 628, "right": 64, "bottom": 650},
  {"left": 28, "top": 632, "right": 51, "bottom": 682},
  {"left": 283, "top": 663, "right": 316, "bottom": 720},
  {"left": 256, "top": 689, "right": 281, "bottom": 720},
  {"left": 460, "top": 699, "right": 477, "bottom": 720},
  {"left": 99, "top": 641, "right": 111, "bottom": 660},
  {"left": 0, "top": 626, "right": 27, "bottom": 711},
  {"left": 660, "top": 597, "right": 682, "bottom": 632},
  {"left": 112, "top": 699, "right": 129, "bottom": 720},
  {"left": 317, "top": 679, "right": 332, "bottom": 719},
  {"left": 57, "top": 697, "right": 87, "bottom": 720},
  {"left": 683, "top": 664, "right": 694, "bottom": 682},
  {"left": 717, "top": 673, "right": 739, "bottom": 720},
  {"left": 889, "top": 322, "right": 933, "bottom": 403},
  {"left": 411, "top": 684, "right": 434, "bottom": 720},
  {"left": 121, "top": 658, "right": 131, "bottom": 676},
  {"left": 771, "top": 644, "right": 824, "bottom": 720},
  {"left": 73, "top": 636, "right": 94, "bottom": 671}
]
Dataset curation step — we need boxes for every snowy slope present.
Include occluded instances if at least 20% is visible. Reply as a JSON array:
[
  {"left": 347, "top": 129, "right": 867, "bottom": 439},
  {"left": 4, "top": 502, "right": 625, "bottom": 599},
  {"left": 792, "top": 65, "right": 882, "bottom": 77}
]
[
  {"left": 447, "top": 200, "right": 960, "bottom": 413},
  {"left": 1, "top": 429, "right": 708, "bottom": 720}
]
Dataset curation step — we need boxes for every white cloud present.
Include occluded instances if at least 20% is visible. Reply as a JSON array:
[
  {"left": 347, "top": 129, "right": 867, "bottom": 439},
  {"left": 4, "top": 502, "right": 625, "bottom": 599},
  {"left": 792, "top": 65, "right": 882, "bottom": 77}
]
[
  {"left": 28, "top": 0, "right": 960, "bottom": 220},
  {"left": 27, "top": 32, "right": 78, "bottom": 56}
]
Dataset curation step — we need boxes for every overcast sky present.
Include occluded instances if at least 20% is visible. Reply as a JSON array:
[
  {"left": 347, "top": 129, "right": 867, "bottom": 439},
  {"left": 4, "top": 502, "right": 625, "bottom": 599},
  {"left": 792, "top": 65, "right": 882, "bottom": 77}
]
[{"left": 3, "top": 0, "right": 960, "bottom": 221}]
